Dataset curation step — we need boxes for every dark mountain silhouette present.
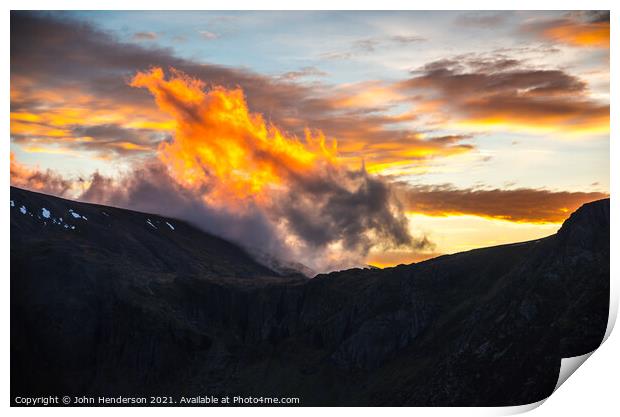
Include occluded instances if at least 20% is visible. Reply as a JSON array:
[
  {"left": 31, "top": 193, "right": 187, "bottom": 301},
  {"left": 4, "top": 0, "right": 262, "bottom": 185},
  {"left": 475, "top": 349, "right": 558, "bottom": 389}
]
[{"left": 10, "top": 186, "right": 609, "bottom": 406}]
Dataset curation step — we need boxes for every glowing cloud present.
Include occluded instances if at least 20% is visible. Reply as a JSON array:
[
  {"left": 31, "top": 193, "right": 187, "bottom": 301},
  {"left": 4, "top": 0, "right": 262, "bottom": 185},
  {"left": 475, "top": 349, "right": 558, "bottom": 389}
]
[
  {"left": 523, "top": 11, "right": 610, "bottom": 48},
  {"left": 126, "top": 68, "right": 421, "bottom": 271},
  {"left": 543, "top": 22, "right": 609, "bottom": 48},
  {"left": 131, "top": 67, "right": 338, "bottom": 206}
]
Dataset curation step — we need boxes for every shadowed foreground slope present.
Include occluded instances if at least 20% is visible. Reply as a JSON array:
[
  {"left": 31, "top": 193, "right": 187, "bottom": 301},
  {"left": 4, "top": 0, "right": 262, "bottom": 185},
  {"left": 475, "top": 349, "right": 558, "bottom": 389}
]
[{"left": 10, "top": 187, "right": 609, "bottom": 406}]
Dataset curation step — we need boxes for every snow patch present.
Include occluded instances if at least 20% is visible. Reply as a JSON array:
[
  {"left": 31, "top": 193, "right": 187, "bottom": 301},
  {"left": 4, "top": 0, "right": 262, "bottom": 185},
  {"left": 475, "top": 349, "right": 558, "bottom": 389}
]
[
  {"left": 165, "top": 221, "right": 175, "bottom": 231},
  {"left": 19, "top": 205, "right": 27, "bottom": 215},
  {"left": 146, "top": 219, "right": 157, "bottom": 229},
  {"left": 10, "top": 200, "right": 14, "bottom": 207},
  {"left": 41, "top": 208, "right": 51, "bottom": 219}
]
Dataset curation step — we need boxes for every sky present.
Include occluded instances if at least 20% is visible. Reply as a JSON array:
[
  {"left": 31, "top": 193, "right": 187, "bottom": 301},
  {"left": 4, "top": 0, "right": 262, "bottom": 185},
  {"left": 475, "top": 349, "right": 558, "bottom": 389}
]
[{"left": 10, "top": 10, "right": 610, "bottom": 272}]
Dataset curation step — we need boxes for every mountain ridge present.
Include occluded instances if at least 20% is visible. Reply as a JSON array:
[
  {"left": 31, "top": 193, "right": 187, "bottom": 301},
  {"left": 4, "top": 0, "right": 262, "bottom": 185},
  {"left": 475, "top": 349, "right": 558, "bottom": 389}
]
[{"left": 10, "top": 186, "right": 609, "bottom": 406}]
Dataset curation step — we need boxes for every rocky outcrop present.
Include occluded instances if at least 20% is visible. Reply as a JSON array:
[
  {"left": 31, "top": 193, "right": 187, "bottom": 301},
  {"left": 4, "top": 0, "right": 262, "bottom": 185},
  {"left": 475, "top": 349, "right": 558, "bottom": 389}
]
[{"left": 10, "top": 187, "right": 609, "bottom": 406}]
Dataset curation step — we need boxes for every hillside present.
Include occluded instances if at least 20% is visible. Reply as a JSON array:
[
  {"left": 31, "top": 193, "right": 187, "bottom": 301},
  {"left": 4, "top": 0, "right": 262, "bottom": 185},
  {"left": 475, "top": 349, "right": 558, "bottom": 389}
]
[{"left": 10, "top": 187, "right": 610, "bottom": 406}]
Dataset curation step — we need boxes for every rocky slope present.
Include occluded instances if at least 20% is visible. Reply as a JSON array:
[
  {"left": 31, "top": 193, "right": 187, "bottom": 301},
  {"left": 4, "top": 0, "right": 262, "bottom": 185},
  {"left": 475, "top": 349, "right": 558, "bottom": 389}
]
[{"left": 10, "top": 187, "right": 609, "bottom": 406}]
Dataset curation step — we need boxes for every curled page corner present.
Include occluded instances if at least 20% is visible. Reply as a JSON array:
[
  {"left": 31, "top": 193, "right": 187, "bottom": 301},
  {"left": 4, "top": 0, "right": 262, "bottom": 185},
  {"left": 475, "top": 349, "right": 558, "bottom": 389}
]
[{"left": 554, "top": 351, "right": 594, "bottom": 392}]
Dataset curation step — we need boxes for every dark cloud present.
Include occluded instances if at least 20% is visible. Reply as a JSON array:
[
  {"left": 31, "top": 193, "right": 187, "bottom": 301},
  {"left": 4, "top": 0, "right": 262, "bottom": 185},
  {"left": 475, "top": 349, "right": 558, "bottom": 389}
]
[
  {"left": 11, "top": 11, "right": 302, "bottom": 113},
  {"left": 273, "top": 166, "right": 419, "bottom": 253},
  {"left": 427, "top": 134, "right": 473, "bottom": 145},
  {"left": 401, "top": 56, "right": 608, "bottom": 131},
  {"left": 71, "top": 124, "right": 144, "bottom": 142},
  {"left": 10, "top": 122, "right": 162, "bottom": 157},
  {"left": 70, "top": 124, "right": 161, "bottom": 154},
  {"left": 78, "top": 171, "right": 115, "bottom": 203},
  {"left": 582, "top": 10, "right": 610, "bottom": 24},
  {"left": 397, "top": 183, "right": 608, "bottom": 223},
  {"left": 466, "top": 57, "right": 521, "bottom": 72},
  {"left": 410, "top": 56, "right": 585, "bottom": 96}
]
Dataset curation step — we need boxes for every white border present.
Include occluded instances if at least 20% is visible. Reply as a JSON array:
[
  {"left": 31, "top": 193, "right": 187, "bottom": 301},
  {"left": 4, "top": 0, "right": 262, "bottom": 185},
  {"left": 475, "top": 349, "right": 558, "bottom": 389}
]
[{"left": 3, "top": 1, "right": 617, "bottom": 416}]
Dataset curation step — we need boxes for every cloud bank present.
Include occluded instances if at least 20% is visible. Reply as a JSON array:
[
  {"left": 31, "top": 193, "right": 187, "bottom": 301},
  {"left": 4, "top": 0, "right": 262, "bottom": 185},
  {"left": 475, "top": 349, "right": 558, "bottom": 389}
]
[
  {"left": 397, "top": 184, "right": 608, "bottom": 223},
  {"left": 401, "top": 55, "right": 609, "bottom": 133}
]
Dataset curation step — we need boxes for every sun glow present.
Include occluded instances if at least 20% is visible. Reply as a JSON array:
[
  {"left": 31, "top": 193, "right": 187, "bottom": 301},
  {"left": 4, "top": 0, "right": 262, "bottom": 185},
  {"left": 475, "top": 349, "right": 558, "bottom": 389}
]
[{"left": 544, "top": 22, "right": 610, "bottom": 48}]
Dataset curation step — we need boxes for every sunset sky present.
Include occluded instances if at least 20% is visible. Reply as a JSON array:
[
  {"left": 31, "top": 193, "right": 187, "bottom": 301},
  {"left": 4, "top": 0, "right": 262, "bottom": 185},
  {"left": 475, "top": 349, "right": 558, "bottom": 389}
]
[{"left": 10, "top": 11, "right": 610, "bottom": 271}]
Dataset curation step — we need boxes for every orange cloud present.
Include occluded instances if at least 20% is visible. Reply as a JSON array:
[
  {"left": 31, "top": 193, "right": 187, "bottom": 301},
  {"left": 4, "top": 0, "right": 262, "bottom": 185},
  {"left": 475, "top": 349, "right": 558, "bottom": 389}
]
[
  {"left": 10, "top": 101, "right": 170, "bottom": 157},
  {"left": 543, "top": 22, "right": 609, "bottom": 48},
  {"left": 130, "top": 67, "right": 338, "bottom": 206},
  {"left": 523, "top": 11, "right": 610, "bottom": 48},
  {"left": 397, "top": 184, "right": 608, "bottom": 224},
  {"left": 10, "top": 74, "right": 173, "bottom": 157}
]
